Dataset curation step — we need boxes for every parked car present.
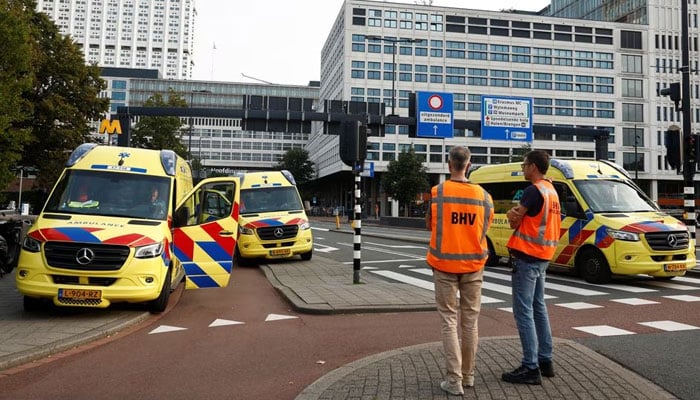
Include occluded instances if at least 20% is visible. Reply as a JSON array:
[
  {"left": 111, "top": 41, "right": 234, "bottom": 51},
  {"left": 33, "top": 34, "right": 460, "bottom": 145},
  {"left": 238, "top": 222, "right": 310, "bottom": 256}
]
[{"left": 0, "top": 217, "right": 23, "bottom": 275}]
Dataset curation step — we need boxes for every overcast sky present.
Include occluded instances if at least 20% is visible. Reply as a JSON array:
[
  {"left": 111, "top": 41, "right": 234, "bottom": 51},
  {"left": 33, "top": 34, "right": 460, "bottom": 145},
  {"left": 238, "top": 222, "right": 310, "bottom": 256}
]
[{"left": 191, "top": 0, "right": 551, "bottom": 86}]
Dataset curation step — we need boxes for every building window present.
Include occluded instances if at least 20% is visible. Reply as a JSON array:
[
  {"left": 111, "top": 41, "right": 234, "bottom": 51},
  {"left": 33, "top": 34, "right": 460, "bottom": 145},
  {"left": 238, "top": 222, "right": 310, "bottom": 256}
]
[{"left": 622, "top": 103, "right": 644, "bottom": 122}]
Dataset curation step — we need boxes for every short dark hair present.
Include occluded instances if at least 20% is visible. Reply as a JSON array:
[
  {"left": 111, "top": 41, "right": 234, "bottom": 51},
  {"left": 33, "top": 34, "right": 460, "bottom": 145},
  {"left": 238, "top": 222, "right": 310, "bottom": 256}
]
[
  {"left": 448, "top": 146, "right": 471, "bottom": 170},
  {"left": 524, "top": 150, "right": 550, "bottom": 174}
]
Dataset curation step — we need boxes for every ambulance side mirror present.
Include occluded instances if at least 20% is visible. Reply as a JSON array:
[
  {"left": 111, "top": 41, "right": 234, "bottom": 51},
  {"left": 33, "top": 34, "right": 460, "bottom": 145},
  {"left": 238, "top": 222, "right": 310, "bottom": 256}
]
[{"left": 173, "top": 206, "right": 190, "bottom": 228}]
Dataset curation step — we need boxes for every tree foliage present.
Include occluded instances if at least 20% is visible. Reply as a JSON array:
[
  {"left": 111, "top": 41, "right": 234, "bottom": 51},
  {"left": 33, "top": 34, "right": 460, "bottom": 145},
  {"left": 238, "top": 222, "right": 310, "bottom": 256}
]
[
  {"left": 381, "top": 147, "right": 429, "bottom": 217},
  {"left": 129, "top": 89, "right": 188, "bottom": 158},
  {"left": 1, "top": 0, "right": 109, "bottom": 189},
  {"left": 0, "top": 0, "right": 33, "bottom": 190},
  {"left": 275, "top": 147, "right": 315, "bottom": 184}
]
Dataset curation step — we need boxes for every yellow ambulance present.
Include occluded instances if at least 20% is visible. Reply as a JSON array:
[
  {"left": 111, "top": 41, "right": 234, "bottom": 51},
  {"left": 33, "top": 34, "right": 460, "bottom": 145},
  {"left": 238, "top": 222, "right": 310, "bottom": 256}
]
[
  {"left": 469, "top": 159, "right": 695, "bottom": 283},
  {"left": 235, "top": 170, "right": 313, "bottom": 265},
  {"left": 16, "top": 143, "right": 241, "bottom": 312}
]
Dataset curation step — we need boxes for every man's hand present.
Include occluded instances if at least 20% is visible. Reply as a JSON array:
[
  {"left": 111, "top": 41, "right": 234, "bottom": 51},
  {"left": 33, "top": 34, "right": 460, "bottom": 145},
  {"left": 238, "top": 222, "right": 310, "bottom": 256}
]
[{"left": 507, "top": 206, "right": 525, "bottom": 229}]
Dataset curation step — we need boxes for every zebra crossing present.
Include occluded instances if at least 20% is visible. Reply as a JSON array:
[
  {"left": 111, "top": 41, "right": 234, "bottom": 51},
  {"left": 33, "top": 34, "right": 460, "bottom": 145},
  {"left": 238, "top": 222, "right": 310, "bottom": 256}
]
[
  {"left": 365, "top": 265, "right": 699, "bottom": 303},
  {"left": 366, "top": 265, "right": 700, "bottom": 336}
]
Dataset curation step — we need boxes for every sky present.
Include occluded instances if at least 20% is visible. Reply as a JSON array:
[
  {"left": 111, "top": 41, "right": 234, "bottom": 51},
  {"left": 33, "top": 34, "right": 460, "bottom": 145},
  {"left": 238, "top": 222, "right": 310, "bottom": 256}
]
[{"left": 191, "top": 0, "right": 551, "bottom": 86}]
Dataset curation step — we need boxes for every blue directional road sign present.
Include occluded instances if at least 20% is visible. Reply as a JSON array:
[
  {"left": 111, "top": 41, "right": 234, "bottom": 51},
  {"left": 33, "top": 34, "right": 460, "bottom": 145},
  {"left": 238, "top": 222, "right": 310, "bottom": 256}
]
[
  {"left": 481, "top": 96, "right": 533, "bottom": 142},
  {"left": 415, "top": 91, "right": 454, "bottom": 138}
]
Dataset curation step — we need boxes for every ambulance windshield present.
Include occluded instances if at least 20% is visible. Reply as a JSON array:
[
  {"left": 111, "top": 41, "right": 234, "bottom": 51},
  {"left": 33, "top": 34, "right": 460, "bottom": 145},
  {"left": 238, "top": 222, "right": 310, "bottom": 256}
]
[
  {"left": 575, "top": 180, "right": 657, "bottom": 213},
  {"left": 239, "top": 187, "right": 303, "bottom": 214},
  {"left": 44, "top": 170, "right": 171, "bottom": 220}
]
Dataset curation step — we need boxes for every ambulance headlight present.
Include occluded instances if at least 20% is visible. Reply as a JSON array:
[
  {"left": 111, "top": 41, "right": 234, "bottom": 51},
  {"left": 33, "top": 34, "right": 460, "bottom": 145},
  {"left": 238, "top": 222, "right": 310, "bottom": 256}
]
[
  {"left": 300, "top": 222, "right": 310, "bottom": 230},
  {"left": 607, "top": 228, "right": 639, "bottom": 241},
  {"left": 135, "top": 241, "right": 164, "bottom": 258},
  {"left": 22, "top": 236, "right": 42, "bottom": 253},
  {"left": 239, "top": 226, "right": 255, "bottom": 235}
]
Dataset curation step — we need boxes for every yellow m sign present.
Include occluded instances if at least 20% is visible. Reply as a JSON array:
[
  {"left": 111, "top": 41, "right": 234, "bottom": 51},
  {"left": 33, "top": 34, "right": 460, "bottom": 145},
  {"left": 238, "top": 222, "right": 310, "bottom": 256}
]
[{"left": 99, "top": 119, "right": 122, "bottom": 134}]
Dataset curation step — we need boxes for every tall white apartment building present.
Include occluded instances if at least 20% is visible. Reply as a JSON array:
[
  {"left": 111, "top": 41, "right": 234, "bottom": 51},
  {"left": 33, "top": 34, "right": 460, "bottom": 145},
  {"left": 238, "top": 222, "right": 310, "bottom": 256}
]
[{"left": 36, "top": 0, "right": 195, "bottom": 80}]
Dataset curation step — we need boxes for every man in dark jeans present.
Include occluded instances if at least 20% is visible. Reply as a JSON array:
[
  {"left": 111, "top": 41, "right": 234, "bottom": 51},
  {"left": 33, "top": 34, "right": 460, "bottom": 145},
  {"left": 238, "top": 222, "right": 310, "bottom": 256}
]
[{"left": 502, "top": 150, "right": 561, "bottom": 385}]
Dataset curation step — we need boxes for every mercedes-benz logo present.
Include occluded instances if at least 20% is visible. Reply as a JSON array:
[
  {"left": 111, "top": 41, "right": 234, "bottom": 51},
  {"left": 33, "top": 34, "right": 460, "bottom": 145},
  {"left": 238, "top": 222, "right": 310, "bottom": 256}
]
[
  {"left": 274, "top": 227, "right": 284, "bottom": 238},
  {"left": 76, "top": 248, "right": 95, "bottom": 265},
  {"left": 667, "top": 234, "right": 678, "bottom": 248}
]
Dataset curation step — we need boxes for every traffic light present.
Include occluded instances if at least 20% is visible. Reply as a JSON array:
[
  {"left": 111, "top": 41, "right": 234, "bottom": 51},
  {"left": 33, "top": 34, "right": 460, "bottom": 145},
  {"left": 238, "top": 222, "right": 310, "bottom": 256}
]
[
  {"left": 339, "top": 120, "right": 367, "bottom": 167},
  {"left": 664, "top": 128, "right": 681, "bottom": 171},
  {"left": 685, "top": 134, "right": 697, "bottom": 164},
  {"left": 659, "top": 82, "right": 681, "bottom": 111}
]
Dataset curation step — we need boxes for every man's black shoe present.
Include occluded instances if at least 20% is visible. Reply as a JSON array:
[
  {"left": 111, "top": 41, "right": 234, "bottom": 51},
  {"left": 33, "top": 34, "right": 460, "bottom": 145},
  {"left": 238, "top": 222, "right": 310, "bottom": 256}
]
[
  {"left": 539, "top": 360, "right": 555, "bottom": 377},
  {"left": 502, "top": 366, "right": 542, "bottom": 385}
]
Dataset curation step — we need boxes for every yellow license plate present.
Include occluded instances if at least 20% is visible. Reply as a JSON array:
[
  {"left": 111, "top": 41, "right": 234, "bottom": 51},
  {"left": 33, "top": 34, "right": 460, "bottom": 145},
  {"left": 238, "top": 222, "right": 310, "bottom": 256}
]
[
  {"left": 664, "top": 263, "right": 686, "bottom": 272},
  {"left": 58, "top": 288, "right": 102, "bottom": 300},
  {"left": 270, "top": 248, "right": 291, "bottom": 256}
]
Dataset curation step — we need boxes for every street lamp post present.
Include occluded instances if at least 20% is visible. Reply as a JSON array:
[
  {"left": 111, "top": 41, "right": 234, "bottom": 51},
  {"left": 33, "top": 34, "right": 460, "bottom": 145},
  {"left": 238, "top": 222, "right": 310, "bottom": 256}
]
[
  {"left": 364, "top": 35, "right": 418, "bottom": 117},
  {"left": 634, "top": 125, "right": 639, "bottom": 182},
  {"left": 188, "top": 89, "right": 211, "bottom": 160}
]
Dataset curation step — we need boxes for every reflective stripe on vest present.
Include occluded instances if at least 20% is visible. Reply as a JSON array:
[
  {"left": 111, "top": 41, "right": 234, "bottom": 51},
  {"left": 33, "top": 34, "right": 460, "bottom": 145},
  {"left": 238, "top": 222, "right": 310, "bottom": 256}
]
[
  {"left": 507, "top": 180, "right": 560, "bottom": 260},
  {"left": 427, "top": 182, "right": 493, "bottom": 272}
]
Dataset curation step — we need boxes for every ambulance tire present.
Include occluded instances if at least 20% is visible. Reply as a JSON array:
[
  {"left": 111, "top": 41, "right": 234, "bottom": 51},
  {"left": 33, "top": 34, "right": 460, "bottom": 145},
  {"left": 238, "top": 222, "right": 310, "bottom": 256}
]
[
  {"left": 485, "top": 239, "right": 498, "bottom": 266},
  {"left": 149, "top": 267, "right": 172, "bottom": 314},
  {"left": 234, "top": 247, "right": 254, "bottom": 267},
  {"left": 300, "top": 250, "right": 313, "bottom": 261},
  {"left": 577, "top": 248, "right": 611, "bottom": 284},
  {"left": 23, "top": 296, "right": 43, "bottom": 313}
]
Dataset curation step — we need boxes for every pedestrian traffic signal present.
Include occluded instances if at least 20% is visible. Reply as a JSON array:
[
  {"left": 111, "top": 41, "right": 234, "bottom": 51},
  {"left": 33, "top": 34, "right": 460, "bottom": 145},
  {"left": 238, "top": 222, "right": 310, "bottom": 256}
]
[{"left": 659, "top": 82, "right": 681, "bottom": 111}]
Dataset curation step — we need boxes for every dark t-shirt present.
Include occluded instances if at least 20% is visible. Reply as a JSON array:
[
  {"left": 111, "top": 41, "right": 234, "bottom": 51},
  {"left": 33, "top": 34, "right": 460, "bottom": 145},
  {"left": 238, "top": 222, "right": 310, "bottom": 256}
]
[{"left": 520, "top": 185, "right": 543, "bottom": 217}]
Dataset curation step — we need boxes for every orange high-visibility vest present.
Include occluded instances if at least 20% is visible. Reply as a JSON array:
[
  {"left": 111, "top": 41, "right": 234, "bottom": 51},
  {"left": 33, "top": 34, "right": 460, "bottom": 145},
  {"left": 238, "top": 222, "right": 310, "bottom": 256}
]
[
  {"left": 507, "top": 179, "right": 561, "bottom": 261},
  {"left": 427, "top": 181, "right": 494, "bottom": 274}
]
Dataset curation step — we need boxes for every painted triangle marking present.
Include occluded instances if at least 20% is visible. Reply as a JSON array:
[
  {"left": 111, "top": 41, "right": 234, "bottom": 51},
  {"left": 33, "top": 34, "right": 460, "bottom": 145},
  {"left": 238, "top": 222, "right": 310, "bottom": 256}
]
[
  {"left": 265, "top": 313, "right": 298, "bottom": 322},
  {"left": 209, "top": 319, "right": 245, "bottom": 327},
  {"left": 149, "top": 325, "right": 187, "bottom": 334},
  {"left": 362, "top": 266, "right": 378, "bottom": 270}
]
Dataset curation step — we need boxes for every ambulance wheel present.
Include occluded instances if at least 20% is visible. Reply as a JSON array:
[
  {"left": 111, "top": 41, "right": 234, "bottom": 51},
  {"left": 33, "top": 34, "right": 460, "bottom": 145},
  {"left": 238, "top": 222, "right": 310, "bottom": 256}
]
[
  {"left": 234, "top": 247, "right": 254, "bottom": 267},
  {"left": 23, "top": 296, "right": 43, "bottom": 313},
  {"left": 577, "top": 248, "right": 611, "bottom": 284},
  {"left": 149, "top": 267, "right": 172, "bottom": 314},
  {"left": 485, "top": 239, "right": 498, "bottom": 266},
  {"left": 300, "top": 250, "right": 313, "bottom": 261}
]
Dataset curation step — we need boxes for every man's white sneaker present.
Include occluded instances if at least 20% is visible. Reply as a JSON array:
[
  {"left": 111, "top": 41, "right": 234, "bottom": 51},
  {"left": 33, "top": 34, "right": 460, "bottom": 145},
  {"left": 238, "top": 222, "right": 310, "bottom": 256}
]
[
  {"left": 463, "top": 375, "right": 475, "bottom": 388},
  {"left": 440, "top": 380, "right": 464, "bottom": 396}
]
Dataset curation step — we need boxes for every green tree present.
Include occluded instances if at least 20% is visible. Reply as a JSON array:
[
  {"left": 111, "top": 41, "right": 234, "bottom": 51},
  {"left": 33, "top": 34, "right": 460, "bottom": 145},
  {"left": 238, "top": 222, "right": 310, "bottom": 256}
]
[
  {"left": 510, "top": 143, "right": 532, "bottom": 162},
  {"left": 276, "top": 147, "right": 315, "bottom": 184},
  {"left": 0, "top": 0, "right": 33, "bottom": 191},
  {"left": 23, "top": 4, "right": 109, "bottom": 188},
  {"left": 381, "top": 147, "right": 429, "bottom": 217},
  {"left": 2, "top": 0, "right": 108, "bottom": 189},
  {"left": 130, "top": 89, "right": 188, "bottom": 158}
]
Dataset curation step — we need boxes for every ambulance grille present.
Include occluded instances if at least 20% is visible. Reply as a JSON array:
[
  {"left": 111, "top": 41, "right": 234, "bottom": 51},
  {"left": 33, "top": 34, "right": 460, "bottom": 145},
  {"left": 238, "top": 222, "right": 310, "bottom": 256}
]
[
  {"left": 645, "top": 231, "right": 690, "bottom": 251},
  {"left": 45, "top": 242, "right": 130, "bottom": 271},
  {"left": 257, "top": 225, "right": 299, "bottom": 240},
  {"left": 52, "top": 275, "right": 118, "bottom": 286}
]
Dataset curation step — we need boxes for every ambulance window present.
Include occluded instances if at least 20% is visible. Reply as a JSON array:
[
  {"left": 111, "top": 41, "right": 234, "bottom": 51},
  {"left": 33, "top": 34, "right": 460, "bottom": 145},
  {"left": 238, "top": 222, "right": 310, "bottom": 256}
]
[{"left": 480, "top": 182, "right": 529, "bottom": 213}]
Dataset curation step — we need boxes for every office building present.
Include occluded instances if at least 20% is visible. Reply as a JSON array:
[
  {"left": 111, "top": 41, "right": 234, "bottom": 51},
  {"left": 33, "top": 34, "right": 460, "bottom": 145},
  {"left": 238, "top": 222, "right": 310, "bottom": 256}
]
[{"left": 308, "top": 0, "right": 697, "bottom": 215}]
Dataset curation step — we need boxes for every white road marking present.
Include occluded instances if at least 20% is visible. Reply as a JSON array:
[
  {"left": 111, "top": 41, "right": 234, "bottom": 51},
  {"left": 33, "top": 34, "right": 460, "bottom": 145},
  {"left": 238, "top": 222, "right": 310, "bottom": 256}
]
[
  {"left": 497, "top": 307, "right": 513, "bottom": 313},
  {"left": 364, "top": 241, "right": 427, "bottom": 249},
  {"left": 483, "top": 270, "right": 608, "bottom": 296},
  {"left": 643, "top": 281, "right": 699, "bottom": 291},
  {"left": 361, "top": 266, "right": 378, "bottom": 270},
  {"left": 342, "top": 258, "right": 426, "bottom": 265},
  {"left": 310, "top": 227, "right": 330, "bottom": 232},
  {"left": 265, "top": 313, "right": 298, "bottom": 322},
  {"left": 573, "top": 325, "right": 636, "bottom": 336},
  {"left": 672, "top": 275, "right": 700, "bottom": 285},
  {"left": 638, "top": 320, "right": 699, "bottom": 332},
  {"left": 369, "top": 270, "right": 503, "bottom": 304},
  {"left": 337, "top": 242, "right": 426, "bottom": 259},
  {"left": 556, "top": 302, "right": 603, "bottom": 310},
  {"left": 547, "top": 275, "right": 657, "bottom": 293},
  {"left": 610, "top": 298, "right": 660, "bottom": 306},
  {"left": 314, "top": 243, "right": 339, "bottom": 253},
  {"left": 663, "top": 295, "right": 700, "bottom": 302},
  {"left": 410, "top": 268, "right": 556, "bottom": 299},
  {"left": 209, "top": 319, "right": 245, "bottom": 327},
  {"left": 149, "top": 325, "right": 187, "bottom": 334}
]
